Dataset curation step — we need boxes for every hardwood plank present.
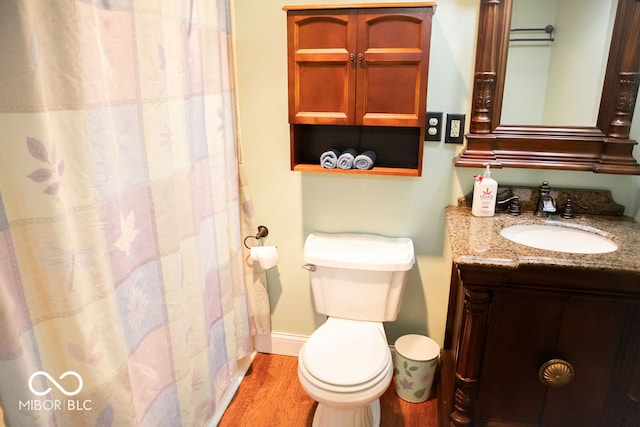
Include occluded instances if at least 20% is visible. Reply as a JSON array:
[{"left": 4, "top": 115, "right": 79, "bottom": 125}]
[{"left": 219, "top": 352, "right": 438, "bottom": 427}]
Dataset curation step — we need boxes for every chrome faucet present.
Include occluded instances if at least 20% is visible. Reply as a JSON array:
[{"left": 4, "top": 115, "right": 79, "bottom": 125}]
[{"left": 534, "top": 181, "right": 557, "bottom": 217}]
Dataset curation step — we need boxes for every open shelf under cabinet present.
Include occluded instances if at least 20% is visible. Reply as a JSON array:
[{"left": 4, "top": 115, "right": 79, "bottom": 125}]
[{"left": 290, "top": 124, "right": 424, "bottom": 176}]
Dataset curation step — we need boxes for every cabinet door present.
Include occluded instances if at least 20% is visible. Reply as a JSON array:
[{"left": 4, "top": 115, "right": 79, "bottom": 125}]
[
  {"left": 477, "top": 288, "right": 634, "bottom": 427},
  {"left": 477, "top": 289, "right": 565, "bottom": 425},
  {"left": 286, "top": 11, "right": 357, "bottom": 125},
  {"left": 355, "top": 8, "right": 432, "bottom": 127},
  {"left": 541, "top": 295, "right": 634, "bottom": 427}
]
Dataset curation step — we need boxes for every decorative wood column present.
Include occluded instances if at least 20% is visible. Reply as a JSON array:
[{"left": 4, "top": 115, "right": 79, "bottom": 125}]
[
  {"left": 449, "top": 287, "right": 491, "bottom": 427},
  {"left": 469, "top": 0, "right": 507, "bottom": 135},
  {"left": 597, "top": 0, "right": 640, "bottom": 174},
  {"left": 608, "top": 72, "right": 640, "bottom": 139}
]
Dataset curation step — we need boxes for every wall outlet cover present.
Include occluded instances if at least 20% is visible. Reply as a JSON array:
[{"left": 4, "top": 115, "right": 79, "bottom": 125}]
[
  {"left": 445, "top": 114, "right": 465, "bottom": 144},
  {"left": 425, "top": 112, "right": 443, "bottom": 141}
]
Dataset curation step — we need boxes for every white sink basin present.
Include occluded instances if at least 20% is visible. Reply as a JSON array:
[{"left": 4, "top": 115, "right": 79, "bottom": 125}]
[{"left": 500, "top": 223, "right": 618, "bottom": 254}]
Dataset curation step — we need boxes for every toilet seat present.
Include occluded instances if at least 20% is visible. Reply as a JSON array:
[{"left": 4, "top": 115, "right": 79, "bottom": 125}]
[{"left": 301, "top": 318, "right": 390, "bottom": 393}]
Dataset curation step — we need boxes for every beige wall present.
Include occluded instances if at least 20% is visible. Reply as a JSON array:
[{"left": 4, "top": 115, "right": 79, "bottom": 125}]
[{"left": 231, "top": 0, "right": 640, "bottom": 346}]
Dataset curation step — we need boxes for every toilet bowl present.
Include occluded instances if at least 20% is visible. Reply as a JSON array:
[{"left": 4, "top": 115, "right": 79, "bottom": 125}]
[{"left": 298, "top": 318, "right": 393, "bottom": 427}]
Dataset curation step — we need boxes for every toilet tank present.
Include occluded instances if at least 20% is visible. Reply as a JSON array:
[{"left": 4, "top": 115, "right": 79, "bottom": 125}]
[{"left": 303, "top": 233, "right": 415, "bottom": 322}]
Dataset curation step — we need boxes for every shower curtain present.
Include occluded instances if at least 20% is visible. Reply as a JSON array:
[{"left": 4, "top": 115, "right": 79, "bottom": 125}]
[{"left": 0, "top": 0, "right": 263, "bottom": 426}]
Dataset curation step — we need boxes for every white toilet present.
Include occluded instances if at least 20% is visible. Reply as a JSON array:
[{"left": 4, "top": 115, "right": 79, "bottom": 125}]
[{"left": 299, "top": 233, "right": 415, "bottom": 427}]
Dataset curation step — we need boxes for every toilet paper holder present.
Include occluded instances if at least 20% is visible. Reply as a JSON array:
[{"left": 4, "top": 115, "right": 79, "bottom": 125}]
[{"left": 243, "top": 225, "right": 269, "bottom": 249}]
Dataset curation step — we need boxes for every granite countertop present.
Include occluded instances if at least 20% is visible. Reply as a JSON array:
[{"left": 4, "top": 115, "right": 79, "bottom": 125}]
[{"left": 445, "top": 205, "right": 640, "bottom": 274}]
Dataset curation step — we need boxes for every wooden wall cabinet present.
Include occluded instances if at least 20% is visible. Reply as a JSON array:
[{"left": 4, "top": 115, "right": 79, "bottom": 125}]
[
  {"left": 442, "top": 265, "right": 640, "bottom": 427},
  {"left": 284, "top": 3, "right": 435, "bottom": 176}
]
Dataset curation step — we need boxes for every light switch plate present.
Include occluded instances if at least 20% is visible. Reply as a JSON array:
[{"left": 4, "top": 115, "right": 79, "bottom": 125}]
[{"left": 425, "top": 112, "right": 443, "bottom": 141}]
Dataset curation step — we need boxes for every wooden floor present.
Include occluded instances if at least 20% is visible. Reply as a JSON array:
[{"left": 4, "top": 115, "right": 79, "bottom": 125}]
[{"left": 219, "top": 352, "right": 439, "bottom": 427}]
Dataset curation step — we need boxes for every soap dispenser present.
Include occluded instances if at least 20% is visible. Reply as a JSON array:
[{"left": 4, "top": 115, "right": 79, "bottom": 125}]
[{"left": 472, "top": 163, "right": 498, "bottom": 217}]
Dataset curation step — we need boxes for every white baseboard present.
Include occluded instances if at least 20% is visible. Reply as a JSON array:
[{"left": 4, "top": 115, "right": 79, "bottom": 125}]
[{"left": 254, "top": 332, "right": 309, "bottom": 356}]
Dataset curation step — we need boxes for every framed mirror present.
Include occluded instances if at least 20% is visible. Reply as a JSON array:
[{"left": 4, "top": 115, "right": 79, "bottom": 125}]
[{"left": 455, "top": 0, "right": 640, "bottom": 174}]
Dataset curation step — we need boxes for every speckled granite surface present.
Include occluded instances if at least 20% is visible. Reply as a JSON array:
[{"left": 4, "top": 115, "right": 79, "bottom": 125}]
[{"left": 445, "top": 206, "right": 640, "bottom": 274}]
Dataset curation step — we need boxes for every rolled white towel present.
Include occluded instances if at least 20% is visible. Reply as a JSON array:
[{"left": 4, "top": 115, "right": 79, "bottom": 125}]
[
  {"left": 354, "top": 150, "right": 376, "bottom": 170},
  {"left": 337, "top": 148, "right": 358, "bottom": 169},
  {"left": 320, "top": 149, "right": 340, "bottom": 168}
]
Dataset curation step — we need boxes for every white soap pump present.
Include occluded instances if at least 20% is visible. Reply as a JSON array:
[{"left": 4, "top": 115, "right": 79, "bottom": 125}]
[{"left": 472, "top": 163, "right": 498, "bottom": 217}]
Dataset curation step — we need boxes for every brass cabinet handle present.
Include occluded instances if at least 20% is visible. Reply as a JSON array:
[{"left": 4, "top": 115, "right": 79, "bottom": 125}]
[
  {"left": 538, "top": 359, "right": 574, "bottom": 388},
  {"left": 357, "top": 52, "right": 364, "bottom": 61},
  {"left": 349, "top": 53, "right": 355, "bottom": 61}
]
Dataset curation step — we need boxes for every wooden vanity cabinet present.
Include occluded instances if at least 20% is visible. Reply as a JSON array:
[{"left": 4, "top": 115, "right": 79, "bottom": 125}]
[
  {"left": 284, "top": 4, "right": 435, "bottom": 176},
  {"left": 442, "top": 264, "right": 640, "bottom": 427}
]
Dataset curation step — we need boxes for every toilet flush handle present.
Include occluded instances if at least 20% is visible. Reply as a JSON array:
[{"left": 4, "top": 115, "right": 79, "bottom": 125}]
[{"left": 302, "top": 264, "right": 317, "bottom": 272}]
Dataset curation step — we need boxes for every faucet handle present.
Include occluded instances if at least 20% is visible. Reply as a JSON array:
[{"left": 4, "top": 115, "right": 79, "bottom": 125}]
[
  {"left": 508, "top": 197, "right": 521, "bottom": 216},
  {"left": 561, "top": 198, "right": 589, "bottom": 219},
  {"left": 496, "top": 195, "right": 521, "bottom": 215}
]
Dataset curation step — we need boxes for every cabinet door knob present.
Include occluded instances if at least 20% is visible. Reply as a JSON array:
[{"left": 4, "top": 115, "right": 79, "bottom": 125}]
[
  {"left": 538, "top": 359, "right": 574, "bottom": 388},
  {"left": 349, "top": 53, "right": 355, "bottom": 61},
  {"left": 357, "top": 52, "right": 364, "bottom": 61}
]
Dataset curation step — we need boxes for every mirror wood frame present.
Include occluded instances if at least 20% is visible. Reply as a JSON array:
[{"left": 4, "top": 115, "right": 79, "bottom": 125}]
[{"left": 455, "top": 0, "right": 640, "bottom": 174}]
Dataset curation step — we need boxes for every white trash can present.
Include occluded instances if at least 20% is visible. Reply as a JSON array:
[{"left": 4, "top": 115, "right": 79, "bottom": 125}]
[{"left": 393, "top": 334, "right": 440, "bottom": 403}]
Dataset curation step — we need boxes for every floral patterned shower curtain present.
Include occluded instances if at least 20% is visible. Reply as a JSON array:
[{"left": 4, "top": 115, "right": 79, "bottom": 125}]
[{"left": 0, "top": 1, "right": 256, "bottom": 426}]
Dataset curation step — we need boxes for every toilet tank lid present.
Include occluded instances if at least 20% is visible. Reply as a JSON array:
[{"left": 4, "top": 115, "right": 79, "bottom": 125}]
[{"left": 304, "top": 233, "right": 415, "bottom": 271}]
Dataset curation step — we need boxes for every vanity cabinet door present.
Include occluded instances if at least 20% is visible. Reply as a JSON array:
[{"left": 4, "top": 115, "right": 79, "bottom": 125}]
[
  {"left": 476, "top": 288, "right": 635, "bottom": 427},
  {"left": 541, "top": 295, "right": 634, "bottom": 426},
  {"left": 476, "top": 289, "right": 565, "bottom": 425}
]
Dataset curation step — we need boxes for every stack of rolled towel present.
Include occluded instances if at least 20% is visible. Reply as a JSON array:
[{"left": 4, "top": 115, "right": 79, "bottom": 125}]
[{"left": 320, "top": 149, "right": 377, "bottom": 170}]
